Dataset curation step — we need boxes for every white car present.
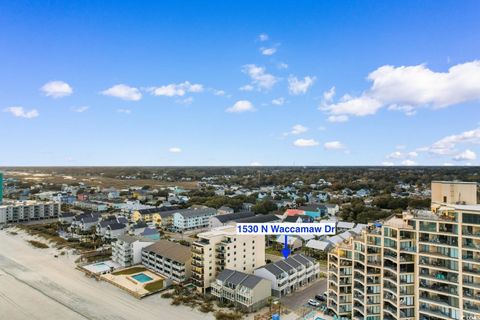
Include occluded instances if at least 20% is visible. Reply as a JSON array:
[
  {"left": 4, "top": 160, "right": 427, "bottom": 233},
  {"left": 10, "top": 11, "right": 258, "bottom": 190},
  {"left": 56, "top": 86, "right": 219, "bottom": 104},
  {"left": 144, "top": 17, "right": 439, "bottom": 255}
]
[{"left": 308, "top": 299, "right": 320, "bottom": 307}]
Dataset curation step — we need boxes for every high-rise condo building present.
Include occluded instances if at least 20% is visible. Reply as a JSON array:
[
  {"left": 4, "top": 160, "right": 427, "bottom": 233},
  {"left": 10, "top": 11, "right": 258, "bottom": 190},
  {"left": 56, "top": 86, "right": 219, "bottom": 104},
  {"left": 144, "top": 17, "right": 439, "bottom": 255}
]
[{"left": 327, "top": 181, "right": 480, "bottom": 320}]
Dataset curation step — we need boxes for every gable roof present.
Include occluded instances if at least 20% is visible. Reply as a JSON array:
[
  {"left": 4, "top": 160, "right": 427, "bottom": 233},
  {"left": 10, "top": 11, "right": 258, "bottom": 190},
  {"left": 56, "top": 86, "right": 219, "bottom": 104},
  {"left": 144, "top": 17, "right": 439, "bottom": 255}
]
[
  {"left": 175, "top": 208, "right": 217, "bottom": 218},
  {"left": 217, "top": 269, "right": 264, "bottom": 289},
  {"left": 214, "top": 211, "right": 255, "bottom": 223},
  {"left": 235, "top": 214, "right": 280, "bottom": 224}
]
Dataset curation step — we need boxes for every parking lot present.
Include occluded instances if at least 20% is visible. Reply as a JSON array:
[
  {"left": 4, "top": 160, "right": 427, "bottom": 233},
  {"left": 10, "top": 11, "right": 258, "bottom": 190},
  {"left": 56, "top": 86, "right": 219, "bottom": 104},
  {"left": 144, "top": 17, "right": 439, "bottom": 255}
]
[{"left": 280, "top": 278, "right": 327, "bottom": 313}]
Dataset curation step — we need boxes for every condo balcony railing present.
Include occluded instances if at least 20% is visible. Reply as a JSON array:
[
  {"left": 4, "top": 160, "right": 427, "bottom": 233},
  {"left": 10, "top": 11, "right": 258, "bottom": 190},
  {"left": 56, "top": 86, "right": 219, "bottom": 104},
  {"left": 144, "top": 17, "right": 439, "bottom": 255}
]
[
  {"left": 419, "top": 281, "right": 458, "bottom": 295},
  {"left": 419, "top": 305, "right": 457, "bottom": 319}
]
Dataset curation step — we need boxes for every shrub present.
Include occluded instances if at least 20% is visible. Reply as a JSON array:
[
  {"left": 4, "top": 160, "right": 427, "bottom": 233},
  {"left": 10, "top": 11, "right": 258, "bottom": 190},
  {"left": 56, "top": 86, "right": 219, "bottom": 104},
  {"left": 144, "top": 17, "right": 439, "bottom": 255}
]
[{"left": 27, "top": 240, "right": 49, "bottom": 249}]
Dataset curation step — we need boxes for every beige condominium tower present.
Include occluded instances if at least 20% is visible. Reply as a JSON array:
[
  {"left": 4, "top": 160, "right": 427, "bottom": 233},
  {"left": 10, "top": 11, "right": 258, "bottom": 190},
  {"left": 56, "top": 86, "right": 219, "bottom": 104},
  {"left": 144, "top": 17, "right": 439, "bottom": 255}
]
[
  {"left": 191, "top": 225, "right": 265, "bottom": 293},
  {"left": 328, "top": 180, "right": 480, "bottom": 320}
]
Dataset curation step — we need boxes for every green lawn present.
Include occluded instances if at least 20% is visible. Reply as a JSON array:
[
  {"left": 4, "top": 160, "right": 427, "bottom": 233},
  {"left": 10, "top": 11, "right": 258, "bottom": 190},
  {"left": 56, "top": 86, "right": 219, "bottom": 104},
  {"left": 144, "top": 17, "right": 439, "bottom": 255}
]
[
  {"left": 144, "top": 279, "right": 164, "bottom": 292},
  {"left": 112, "top": 266, "right": 147, "bottom": 275}
]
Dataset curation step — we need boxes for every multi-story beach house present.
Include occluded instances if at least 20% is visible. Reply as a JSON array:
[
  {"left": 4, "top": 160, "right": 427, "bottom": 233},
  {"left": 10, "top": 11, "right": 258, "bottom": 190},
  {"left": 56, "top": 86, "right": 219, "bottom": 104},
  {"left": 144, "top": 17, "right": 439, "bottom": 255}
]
[
  {"left": 254, "top": 254, "right": 320, "bottom": 297},
  {"left": 173, "top": 207, "right": 217, "bottom": 231},
  {"left": 326, "top": 181, "right": 480, "bottom": 320},
  {"left": 141, "top": 240, "right": 192, "bottom": 282},
  {"left": 111, "top": 234, "right": 155, "bottom": 267},
  {"left": 191, "top": 225, "right": 265, "bottom": 293},
  {"left": 0, "top": 200, "right": 61, "bottom": 225},
  {"left": 211, "top": 269, "right": 272, "bottom": 312}
]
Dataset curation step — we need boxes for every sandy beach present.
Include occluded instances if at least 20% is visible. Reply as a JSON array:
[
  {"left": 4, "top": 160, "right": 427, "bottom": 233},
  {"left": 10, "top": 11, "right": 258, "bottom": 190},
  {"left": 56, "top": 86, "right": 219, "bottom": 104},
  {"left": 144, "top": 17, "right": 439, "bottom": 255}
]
[{"left": 0, "top": 229, "right": 214, "bottom": 320}]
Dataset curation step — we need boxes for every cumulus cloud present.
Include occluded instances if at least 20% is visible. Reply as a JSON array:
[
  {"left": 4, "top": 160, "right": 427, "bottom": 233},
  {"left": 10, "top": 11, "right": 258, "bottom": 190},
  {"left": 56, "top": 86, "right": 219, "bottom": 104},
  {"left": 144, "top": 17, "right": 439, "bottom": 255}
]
[
  {"left": 324, "top": 141, "right": 345, "bottom": 150},
  {"left": 401, "top": 159, "right": 417, "bottom": 166},
  {"left": 4, "top": 106, "right": 39, "bottom": 119},
  {"left": 102, "top": 84, "right": 142, "bottom": 101},
  {"left": 453, "top": 149, "right": 476, "bottom": 161},
  {"left": 148, "top": 81, "right": 203, "bottom": 97},
  {"left": 242, "top": 64, "right": 277, "bottom": 91},
  {"left": 239, "top": 84, "right": 254, "bottom": 92},
  {"left": 226, "top": 100, "right": 255, "bottom": 113},
  {"left": 323, "top": 87, "right": 336, "bottom": 102},
  {"left": 258, "top": 33, "right": 269, "bottom": 41},
  {"left": 327, "top": 115, "right": 348, "bottom": 123},
  {"left": 250, "top": 162, "right": 262, "bottom": 166},
  {"left": 260, "top": 47, "right": 277, "bottom": 56},
  {"left": 73, "top": 106, "right": 89, "bottom": 113},
  {"left": 41, "top": 81, "right": 73, "bottom": 98},
  {"left": 272, "top": 97, "right": 286, "bottom": 106},
  {"left": 382, "top": 161, "right": 395, "bottom": 166},
  {"left": 278, "top": 62, "right": 288, "bottom": 70},
  {"left": 286, "top": 124, "right": 308, "bottom": 135},
  {"left": 169, "top": 147, "right": 182, "bottom": 153},
  {"left": 386, "top": 151, "right": 418, "bottom": 159},
  {"left": 421, "top": 127, "right": 480, "bottom": 156},
  {"left": 322, "top": 61, "right": 480, "bottom": 118},
  {"left": 288, "top": 76, "right": 316, "bottom": 95},
  {"left": 293, "top": 139, "right": 319, "bottom": 147}
]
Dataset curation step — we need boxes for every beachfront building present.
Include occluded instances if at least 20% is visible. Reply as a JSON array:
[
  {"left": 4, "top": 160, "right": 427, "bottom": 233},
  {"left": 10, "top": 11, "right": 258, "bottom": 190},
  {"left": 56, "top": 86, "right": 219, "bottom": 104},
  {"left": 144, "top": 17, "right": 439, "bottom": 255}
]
[
  {"left": 254, "top": 254, "right": 320, "bottom": 297},
  {"left": 141, "top": 240, "right": 192, "bottom": 283},
  {"left": 326, "top": 180, "right": 480, "bottom": 320},
  {"left": 0, "top": 200, "right": 61, "bottom": 225},
  {"left": 111, "top": 234, "right": 155, "bottom": 267},
  {"left": 191, "top": 225, "right": 265, "bottom": 293},
  {"left": 173, "top": 208, "right": 217, "bottom": 231},
  {"left": 211, "top": 269, "right": 272, "bottom": 312}
]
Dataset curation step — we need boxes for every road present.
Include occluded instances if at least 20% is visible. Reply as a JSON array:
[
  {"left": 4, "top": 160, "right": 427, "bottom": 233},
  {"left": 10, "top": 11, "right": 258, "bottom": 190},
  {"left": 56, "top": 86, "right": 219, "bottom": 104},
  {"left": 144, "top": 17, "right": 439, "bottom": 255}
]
[{"left": 280, "top": 278, "right": 327, "bottom": 313}]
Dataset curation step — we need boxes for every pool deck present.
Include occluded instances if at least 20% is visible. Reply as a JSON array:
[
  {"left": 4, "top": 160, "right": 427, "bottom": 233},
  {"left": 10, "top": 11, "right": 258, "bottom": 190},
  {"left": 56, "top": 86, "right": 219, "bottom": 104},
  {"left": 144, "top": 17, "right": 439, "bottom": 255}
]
[{"left": 101, "top": 268, "right": 165, "bottom": 298}]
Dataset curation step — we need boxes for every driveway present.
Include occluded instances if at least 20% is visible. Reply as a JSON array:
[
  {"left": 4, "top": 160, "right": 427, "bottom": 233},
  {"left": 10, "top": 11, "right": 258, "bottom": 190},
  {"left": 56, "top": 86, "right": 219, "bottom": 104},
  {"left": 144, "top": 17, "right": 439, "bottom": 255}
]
[{"left": 280, "top": 278, "right": 327, "bottom": 314}]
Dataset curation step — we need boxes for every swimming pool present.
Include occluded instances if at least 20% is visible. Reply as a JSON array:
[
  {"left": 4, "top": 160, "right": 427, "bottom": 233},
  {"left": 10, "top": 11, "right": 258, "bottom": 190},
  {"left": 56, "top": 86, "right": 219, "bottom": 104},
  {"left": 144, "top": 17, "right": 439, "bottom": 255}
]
[{"left": 132, "top": 273, "right": 153, "bottom": 283}]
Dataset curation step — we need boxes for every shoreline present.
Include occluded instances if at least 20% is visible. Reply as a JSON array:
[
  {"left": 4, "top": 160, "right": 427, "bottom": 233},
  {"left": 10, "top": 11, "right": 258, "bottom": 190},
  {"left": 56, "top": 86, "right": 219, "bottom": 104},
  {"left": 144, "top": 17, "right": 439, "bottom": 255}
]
[{"left": 0, "top": 228, "right": 214, "bottom": 320}]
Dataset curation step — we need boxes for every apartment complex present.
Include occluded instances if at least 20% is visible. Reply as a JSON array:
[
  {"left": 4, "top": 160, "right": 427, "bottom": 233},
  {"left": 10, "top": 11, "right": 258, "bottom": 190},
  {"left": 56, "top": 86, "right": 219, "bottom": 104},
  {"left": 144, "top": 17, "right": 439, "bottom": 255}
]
[
  {"left": 111, "top": 234, "right": 155, "bottom": 267},
  {"left": 191, "top": 225, "right": 265, "bottom": 293},
  {"left": 173, "top": 208, "right": 217, "bottom": 231},
  {"left": 141, "top": 240, "right": 192, "bottom": 282},
  {"left": 327, "top": 181, "right": 480, "bottom": 320},
  {"left": 254, "top": 254, "right": 320, "bottom": 297},
  {"left": 0, "top": 200, "right": 61, "bottom": 225},
  {"left": 211, "top": 269, "right": 272, "bottom": 312}
]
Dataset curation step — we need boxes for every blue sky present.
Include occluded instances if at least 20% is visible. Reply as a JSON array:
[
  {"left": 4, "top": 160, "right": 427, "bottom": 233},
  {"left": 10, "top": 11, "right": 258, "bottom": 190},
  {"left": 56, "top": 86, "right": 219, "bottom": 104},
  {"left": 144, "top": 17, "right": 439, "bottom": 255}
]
[{"left": 1, "top": 1, "right": 479, "bottom": 166}]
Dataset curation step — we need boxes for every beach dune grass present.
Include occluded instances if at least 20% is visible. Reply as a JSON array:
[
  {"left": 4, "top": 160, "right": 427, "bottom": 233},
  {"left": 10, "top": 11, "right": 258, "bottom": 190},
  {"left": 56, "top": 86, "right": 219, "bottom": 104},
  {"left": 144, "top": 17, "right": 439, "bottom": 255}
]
[
  {"left": 27, "top": 240, "right": 49, "bottom": 249},
  {"left": 112, "top": 266, "right": 147, "bottom": 276}
]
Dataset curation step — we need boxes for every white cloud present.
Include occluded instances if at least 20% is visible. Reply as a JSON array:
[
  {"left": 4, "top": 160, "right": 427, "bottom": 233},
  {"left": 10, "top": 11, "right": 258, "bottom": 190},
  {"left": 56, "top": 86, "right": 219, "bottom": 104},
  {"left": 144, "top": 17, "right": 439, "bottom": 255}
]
[
  {"left": 148, "top": 81, "right": 203, "bottom": 97},
  {"left": 322, "top": 60, "right": 480, "bottom": 118},
  {"left": 324, "top": 141, "right": 345, "bottom": 150},
  {"left": 453, "top": 149, "right": 476, "bottom": 161},
  {"left": 41, "top": 81, "right": 73, "bottom": 98},
  {"left": 382, "top": 161, "right": 395, "bottom": 166},
  {"left": 278, "top": 62, "right": 288, "bottom": 70},
  {"left": 387, "top": 151, "right": 418, "bottom": 159},
  {"left": 318, "top": 126, "right": 327, "bottom": 131},
  {"left": 102, "top": 84, "right": 142, "bottom": 101},
  {"left": 288, "top": 76, "right": 316, "bottom": 95},
  {"left": 323, "top": 87, "right": 336, "bottom": 102},
  {"left": 272, "top": 97, "right": 286, "bottom": 106},
  {"left": 261, "top": 47, "right": 277, "bottom": 56},
  {"left": 258, "top": 33, "right": 269, "bottom": 41},
  {"left": 239, "top": 84, "right": 254, "bottom": 92},
  {"left": 422, "top": 127, "right": 480, "bottom": 155},
  {"left": 443, "top": 163, "right": 454, "bottom": 166},
  {"left": 401, "top": 159, "right": 417, "bottom": 166},
  {"left": 293, "top": 139, "right": 319, "bottom": 147},
  {"left": 242, "top": 64, "right": 278, "bottom": 91},
  {"left": 116, "top": 108, "right": 132, "bottom": 114},
  {"left": 73, "top": 106, "right": 89, "bottom": 113},
  {"left": 250, "top": 162, "right": 262, "bottom": 166},
  {"left": 169, "top": 147, "right": 182, "bottom": 153},
  {"left": 226, "top": 100, "right": 255, "bottom": 113},
  {"left": 327, "top": 115, "right": 348, "bottom": 123},
  {"left": 289, "top": 124, "right": 308, "bottom": 135},
  {"left": 213, "top": 89, "right": 226, "bottom": 96},
  {"left": 4, "top": 106, "right": 39, "bottom": 119}
]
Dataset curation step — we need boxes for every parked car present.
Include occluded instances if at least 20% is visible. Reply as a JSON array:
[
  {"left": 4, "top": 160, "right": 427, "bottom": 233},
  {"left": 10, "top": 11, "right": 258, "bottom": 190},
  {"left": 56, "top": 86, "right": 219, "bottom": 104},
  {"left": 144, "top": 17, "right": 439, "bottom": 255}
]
[
  {"left": 308, "top": 299, "right": 320, "bottom": 307},
  {"left": 315, "top": 294, "right": 326, "bottom": 302}
]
